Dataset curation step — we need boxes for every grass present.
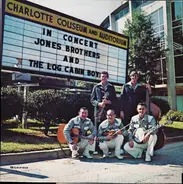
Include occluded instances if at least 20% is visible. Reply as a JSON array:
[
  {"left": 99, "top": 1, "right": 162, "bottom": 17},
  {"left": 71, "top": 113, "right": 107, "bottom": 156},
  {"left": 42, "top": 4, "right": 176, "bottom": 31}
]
[
  {"left": 1, "top": 116, "right": 182, "bottom": 154},
  {"left": 1, "top": 127, "right": 68, "bottom": 154},
  {"left": 1, "top": 142, "right": 61, "bottom": 153}
]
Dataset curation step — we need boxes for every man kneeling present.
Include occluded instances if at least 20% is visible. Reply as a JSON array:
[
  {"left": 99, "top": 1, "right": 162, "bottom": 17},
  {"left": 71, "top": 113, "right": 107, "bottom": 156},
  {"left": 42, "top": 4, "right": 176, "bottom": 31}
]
[
  {"left": 124, "top": 102, "right": 158, "bottom": 162},
  {"left": 63, "top": 107, "right": 96, "bottom": 159},
  {"left": 98, "top": 109, "right": 128, "bottom": 159}
]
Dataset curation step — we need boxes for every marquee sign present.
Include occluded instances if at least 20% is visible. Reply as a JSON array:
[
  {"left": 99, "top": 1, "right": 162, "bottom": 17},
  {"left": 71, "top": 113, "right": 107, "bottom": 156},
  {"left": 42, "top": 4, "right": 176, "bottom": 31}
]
[{"left": 1, "top": 0, "right": 129, "bottom": 85}]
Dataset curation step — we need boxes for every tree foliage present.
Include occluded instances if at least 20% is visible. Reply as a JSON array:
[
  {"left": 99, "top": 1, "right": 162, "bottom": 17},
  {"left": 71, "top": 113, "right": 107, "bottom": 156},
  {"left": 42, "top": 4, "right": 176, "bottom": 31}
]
[
  {"left": 123, "top": 11, "right": 165, "bottom": 85},
  {"left": 27, "top": 89, "right": 93, "bottom": 135},
  {"left": 1, "top": 87, "right": 23, "bottom": 121}
]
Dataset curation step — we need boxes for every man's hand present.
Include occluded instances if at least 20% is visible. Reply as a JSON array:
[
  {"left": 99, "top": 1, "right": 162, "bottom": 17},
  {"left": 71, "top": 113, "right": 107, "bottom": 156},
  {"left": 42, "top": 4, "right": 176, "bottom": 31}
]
[
  {"left": 98, "top": 102, "right": 105, "bottom": 108},
  {"left": 88, "top": 139, "right": 94, "bottom": 145},
  {"left": 116, "top": 130, "right": 122, "bottom": 135},
  {"left": 143, "top": 134, "right": 150, "bottom": 143},
  {"left": 129, "top": 140, "right": 134, "bottom": 148},
  {"left": 71, "top": 143, "right": 77, "bottom": 150},
  {"left": 106, "top": 135, "right": 114, "bottom": 141},
  {"left": 103, "top": 99, "right": 111, "bottom": 105}
]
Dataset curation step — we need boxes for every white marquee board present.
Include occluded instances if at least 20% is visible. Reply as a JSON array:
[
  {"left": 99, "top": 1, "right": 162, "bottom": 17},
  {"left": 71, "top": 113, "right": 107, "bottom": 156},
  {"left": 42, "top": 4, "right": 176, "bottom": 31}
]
[{"left": 1, "top": 0, "right": 129, "bottom": 85}]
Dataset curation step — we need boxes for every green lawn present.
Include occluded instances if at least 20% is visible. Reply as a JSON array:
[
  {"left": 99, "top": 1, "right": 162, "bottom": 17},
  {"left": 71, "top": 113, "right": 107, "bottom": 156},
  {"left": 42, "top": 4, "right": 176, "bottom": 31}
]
[
  {"left": 1, "top": 116, "right": 182, "bottom": 154},
  {"left": 1, "top": 142, "right": 61, "bottom": 153},
  {"left": 1, "top": 128, "right": 68, "bottom": 154}
]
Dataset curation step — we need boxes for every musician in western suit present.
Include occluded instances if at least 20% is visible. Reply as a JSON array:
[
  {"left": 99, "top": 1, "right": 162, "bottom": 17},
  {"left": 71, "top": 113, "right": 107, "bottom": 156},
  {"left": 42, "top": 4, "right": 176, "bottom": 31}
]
[
  {"left": 98, "top": 109, "right": 128, "bottom": 159},
  {"left": 63, "top": 107, "right": 97, "bottom": 159},
  {"left": 124, "top": 102, "right": 158, "bottom": 162},
  {"left": 120, "top": 71, "right": 152, "bottom": 126},
  {"left": 91, "top": 71, "right": 117, "bottom": 126}
]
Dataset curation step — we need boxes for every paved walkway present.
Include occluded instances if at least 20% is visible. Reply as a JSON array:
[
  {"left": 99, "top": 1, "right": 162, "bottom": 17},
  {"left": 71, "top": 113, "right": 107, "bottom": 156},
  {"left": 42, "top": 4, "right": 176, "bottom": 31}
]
[{"left": 1, "top": 135, "right": 183, "bottom": 166}]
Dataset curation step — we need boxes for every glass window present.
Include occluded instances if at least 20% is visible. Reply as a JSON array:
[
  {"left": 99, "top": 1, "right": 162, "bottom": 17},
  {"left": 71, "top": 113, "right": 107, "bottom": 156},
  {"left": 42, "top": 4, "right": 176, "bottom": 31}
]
[
  {"left": 159, "top": 8, "right": 164, "bottom": 25},
  {"left": 174, "top": 1, "right": 183, "bottom": 20},
  {"left": 160, "top": 25, "right": 164, "bottom": 31},
  {"left": 151, "top": 11, "right": 159, "bottom": 27},
  {"left": 175, "top": 56, "right": 183, "bottom": 83},
  {"left": 114, "top": 6, "right": 129, "bottom": 21},
  {"left": 132, "top": 0, "right": 143, "bottom": 9},
  {"left": 172, "top": 1, "right": 183, "bottom": 20},
  {"left": 173, "top": 26, "right": 183, "bottom": 45}
]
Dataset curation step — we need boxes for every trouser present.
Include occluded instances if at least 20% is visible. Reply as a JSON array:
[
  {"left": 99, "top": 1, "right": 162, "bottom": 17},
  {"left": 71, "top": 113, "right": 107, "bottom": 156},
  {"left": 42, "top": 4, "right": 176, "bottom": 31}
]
[
  {"left": 124, "top": 134, "right": 157, "bottom": 158},
  {"left": 69, "top": 138, "right": 95, "bottom": 157},
  {"left": 99, "top": 134, "right": 124, "bottom": 155}
]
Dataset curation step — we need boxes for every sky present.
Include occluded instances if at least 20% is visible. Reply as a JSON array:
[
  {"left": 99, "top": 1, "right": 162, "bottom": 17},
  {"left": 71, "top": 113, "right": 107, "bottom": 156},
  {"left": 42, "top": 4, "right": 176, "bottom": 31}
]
[{"left": 27, "top": 0, "right": 122, "bottom": 25}]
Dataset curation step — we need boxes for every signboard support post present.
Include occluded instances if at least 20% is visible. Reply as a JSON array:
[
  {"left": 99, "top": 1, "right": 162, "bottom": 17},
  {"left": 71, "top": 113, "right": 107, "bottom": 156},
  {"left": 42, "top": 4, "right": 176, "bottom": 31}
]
[{"left": 22, "top": 86, "right": 28, "bottom": 129}]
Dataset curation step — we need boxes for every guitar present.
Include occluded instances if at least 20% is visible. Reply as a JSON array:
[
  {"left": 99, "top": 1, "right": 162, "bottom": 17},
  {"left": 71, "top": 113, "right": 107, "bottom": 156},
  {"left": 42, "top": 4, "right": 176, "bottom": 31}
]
[
  {"left": 102, "top": 122, "right": 130, "bottom": 137},
  {"left": 95, "top": 92, "right": 109, "bottom": 122},
  {"left": 57, "top": 124, "right": 98, "bottom": 144},
  {"left": 133, "top": 120, "right": 173, "bottom": 144}
]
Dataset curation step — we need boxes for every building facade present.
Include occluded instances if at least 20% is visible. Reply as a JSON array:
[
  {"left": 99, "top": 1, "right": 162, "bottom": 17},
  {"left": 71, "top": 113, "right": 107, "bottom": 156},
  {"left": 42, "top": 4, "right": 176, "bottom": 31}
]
[{"left": 100, "top": 0, "right": 183, "bottom": 110}]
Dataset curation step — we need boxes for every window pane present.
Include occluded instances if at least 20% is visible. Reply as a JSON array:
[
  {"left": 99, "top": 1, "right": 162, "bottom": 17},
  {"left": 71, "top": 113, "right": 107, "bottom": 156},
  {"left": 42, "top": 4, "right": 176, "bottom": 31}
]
[
  {"left": 159, "top": 8, "right": 164, "bottom": 25},
  {"left": 174, "top": 1, "right": 183, "bottom": 20}
]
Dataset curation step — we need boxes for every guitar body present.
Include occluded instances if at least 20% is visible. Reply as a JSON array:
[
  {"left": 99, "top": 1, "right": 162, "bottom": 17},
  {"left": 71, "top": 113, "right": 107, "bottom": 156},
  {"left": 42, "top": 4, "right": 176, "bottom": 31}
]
[
  {"left": 154, "top": 128, "right": 166, "bottom": 150},
  {"left": 133, "top": 127, "right": 167, "bottom": 150},
  {"left": 133, "top": 128, "right": 146, "bottom": 144},
  {"left": 57, "top": 124, "right": 67, "bottom": 144},
  {"left": 150, "top": 102, "right": 162, "bottom": 121},
  {"left": 57, "top": 124, "right": 80, "bottom": 144}
]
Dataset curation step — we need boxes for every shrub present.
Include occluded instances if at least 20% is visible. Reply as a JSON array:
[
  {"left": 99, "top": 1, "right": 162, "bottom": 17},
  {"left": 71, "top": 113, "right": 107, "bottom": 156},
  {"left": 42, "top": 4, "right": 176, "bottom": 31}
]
[
  {"left": 166, "top": 110, "right": 183, "bottom": 122},
  {"left": 1, "top": 87, "right": 23, "bottom": 122}
]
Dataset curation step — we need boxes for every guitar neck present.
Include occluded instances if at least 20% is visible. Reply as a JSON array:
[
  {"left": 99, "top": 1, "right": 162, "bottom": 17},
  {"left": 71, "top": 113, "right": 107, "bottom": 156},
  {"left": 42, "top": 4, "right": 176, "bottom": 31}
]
[{"left": 145, "top": 120, "right": 172, "bottom": 134}]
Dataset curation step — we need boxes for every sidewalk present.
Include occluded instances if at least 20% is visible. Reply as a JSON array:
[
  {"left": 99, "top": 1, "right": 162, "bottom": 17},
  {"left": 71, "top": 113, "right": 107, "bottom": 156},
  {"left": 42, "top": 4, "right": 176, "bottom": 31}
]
[{"left": 1, "top": 136, "right": 183, "bottom": 166}]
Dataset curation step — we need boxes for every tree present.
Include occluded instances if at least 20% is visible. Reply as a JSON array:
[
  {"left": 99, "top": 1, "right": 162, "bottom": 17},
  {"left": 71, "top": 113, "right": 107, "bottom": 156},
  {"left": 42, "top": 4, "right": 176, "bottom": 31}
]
[
  {"left": 123, "top": 11, "right": 165, "bottom": 85},
  {"left": 1, "top": 87, "right": 23, "bottom": 122},
  {"left": 27, "top": 90, "right": 65, "bottom": 135}
]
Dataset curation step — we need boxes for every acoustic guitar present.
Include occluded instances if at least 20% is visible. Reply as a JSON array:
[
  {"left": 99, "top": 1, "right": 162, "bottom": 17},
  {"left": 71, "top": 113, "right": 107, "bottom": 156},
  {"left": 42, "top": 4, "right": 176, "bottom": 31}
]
[
  {"left": 57, "top": 124, "right": 97, "bottom": 144},
  {"left": 102, "top": 122, "right": 130, "bottom": 137},
  {"left": 133, "top": 120, "right": 173, "bottom": 145}
]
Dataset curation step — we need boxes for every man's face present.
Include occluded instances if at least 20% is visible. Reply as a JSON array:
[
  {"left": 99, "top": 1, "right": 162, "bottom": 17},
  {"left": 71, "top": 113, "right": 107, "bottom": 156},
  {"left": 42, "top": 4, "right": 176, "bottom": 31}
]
[
  {"left": 137, "top": 105, "right": 147, "bottom": 117},
  {"left": 79, "top": 109, "right": 88, "bottom": 120},
  {"left": 130, "top": 74, "right": 138, "bottom": 84},
  {"left": 106, "top": 110, "right": 116, "bottom": 123},
  {"left": 100, "top": 74, "right": 108, "bottom": 83}
]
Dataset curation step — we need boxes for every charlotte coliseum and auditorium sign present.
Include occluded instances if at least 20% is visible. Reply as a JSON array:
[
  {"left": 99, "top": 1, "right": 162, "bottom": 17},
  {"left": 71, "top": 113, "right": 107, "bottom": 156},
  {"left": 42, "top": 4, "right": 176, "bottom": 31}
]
[{"left": 1, "top": 0, "right": 129, "bottom": 85}]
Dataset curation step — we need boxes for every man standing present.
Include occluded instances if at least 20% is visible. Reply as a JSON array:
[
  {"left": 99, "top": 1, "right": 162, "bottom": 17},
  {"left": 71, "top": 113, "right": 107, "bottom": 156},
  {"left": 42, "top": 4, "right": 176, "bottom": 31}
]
[
  {"left": 63, "top": 107, "right": 97, "bottom": 159},
  {"left": 120, "top": 71, "right": 152, "bottom": 126},
  {"left": 91, "top": 71, "right": 117, "bottom": 127},
  {"left": 98, "top": 109, "right": 128, "bottom": 159},
  {"left": 124, "top": 102, "right": 157, "bottom": 162}
]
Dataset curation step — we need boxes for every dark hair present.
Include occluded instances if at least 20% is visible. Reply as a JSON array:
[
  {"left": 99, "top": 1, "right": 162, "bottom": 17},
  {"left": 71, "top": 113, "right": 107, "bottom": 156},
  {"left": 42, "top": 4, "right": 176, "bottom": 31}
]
[
  {"left": 101, "top": 71, "right": 109, "bottom": 78},
  {"left": 79, "top": 107, "right": 88, "bottom": 111},
  {"left": 137, "top": 102, "right": 147, "bottom": 108}
]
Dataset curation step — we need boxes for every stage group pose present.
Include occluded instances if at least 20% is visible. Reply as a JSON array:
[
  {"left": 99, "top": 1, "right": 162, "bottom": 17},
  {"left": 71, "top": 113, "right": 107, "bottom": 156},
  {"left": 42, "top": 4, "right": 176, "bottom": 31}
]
[{"left": 63, "top": 71, "right": 163, "bottom": 162}]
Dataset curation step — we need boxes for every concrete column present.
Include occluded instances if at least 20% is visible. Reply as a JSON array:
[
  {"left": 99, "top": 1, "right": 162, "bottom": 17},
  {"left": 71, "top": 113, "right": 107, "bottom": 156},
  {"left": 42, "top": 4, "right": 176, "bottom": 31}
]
[
  {"left": 166, "top": 0, "right": 177, "bottom": 110},
  {"left": 109, "top": 14, "right": 116, "bottom": 31}
]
